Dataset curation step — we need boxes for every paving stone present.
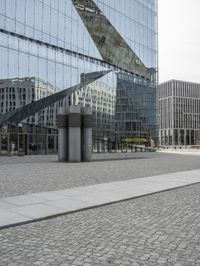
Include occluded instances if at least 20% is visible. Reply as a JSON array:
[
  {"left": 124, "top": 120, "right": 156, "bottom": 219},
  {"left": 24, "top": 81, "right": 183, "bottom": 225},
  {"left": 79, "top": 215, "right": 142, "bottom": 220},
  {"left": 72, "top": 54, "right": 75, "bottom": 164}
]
[
  {"left": 0, "top": 184, "right": 200, "bottom": 265},
  {"left": 0, "top": 152, "right": 200, "bottom": 198}
]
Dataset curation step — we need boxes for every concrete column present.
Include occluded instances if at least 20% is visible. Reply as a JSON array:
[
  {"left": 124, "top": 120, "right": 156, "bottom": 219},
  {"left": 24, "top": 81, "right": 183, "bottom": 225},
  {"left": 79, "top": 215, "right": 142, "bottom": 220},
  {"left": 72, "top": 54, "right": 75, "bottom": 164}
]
[
  {"left": 0, "top": 134, "right": 1, "bottom": 155},
  {"left": 56, "top": 108, "right": 68, "bottom": 162},
  {"left": 81, "top": 106, "right": 92, "bottom": 162},
  {"left": 68, "top": 106, "right": 81, "bottom": 162}
]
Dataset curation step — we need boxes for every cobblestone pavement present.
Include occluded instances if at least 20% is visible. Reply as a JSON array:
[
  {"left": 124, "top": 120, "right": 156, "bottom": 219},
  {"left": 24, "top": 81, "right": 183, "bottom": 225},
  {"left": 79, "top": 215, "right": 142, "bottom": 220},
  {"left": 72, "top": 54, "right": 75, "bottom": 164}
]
[
  {"left": 0, "top": 152, "right": 200, "bottom": 198},
  {"left": 0, "top": 183, "right": 200, "bottom": 266}
]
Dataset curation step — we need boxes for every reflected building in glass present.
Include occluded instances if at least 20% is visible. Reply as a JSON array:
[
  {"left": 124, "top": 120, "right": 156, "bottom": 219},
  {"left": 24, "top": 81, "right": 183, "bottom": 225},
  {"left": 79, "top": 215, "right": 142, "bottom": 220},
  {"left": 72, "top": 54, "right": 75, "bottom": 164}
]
[{"left": 0, "top": 0, "right": 158, "bottom": 143}]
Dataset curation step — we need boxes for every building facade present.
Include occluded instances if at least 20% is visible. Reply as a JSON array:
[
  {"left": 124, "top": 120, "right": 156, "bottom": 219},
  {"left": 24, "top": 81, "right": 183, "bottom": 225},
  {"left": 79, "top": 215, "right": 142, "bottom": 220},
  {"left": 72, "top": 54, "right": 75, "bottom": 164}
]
[
  {"left": 0, "top": 0, "right": 158, "bottom": 142},
  {"left": 158, "top": 80, "right": 200, "bottom": 147},
  {"left": 0, "top": 77, "right": 57, "bottom": 126},
  {"left": 76, "top": 80, "right": 116, "bottom": 139}
]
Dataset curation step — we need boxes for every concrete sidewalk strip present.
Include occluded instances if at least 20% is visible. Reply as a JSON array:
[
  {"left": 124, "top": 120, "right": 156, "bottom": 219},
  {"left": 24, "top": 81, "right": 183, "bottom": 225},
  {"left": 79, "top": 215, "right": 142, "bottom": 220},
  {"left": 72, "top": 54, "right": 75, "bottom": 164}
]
[{"left": 0, "top": 169, "right": 200, "bottom": 229}]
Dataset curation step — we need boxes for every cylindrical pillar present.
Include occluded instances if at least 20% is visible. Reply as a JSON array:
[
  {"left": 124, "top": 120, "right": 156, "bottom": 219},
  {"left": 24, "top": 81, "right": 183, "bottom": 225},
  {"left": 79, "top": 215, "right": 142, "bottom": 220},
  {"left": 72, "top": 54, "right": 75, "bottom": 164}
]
[
  {"left": 81, "top": 106, "right": 92, "bottom": 162},
  {"left": 68, "top": 106, "right": 81, "bottom": 162},
  {"left": 56, "top": 108, "right": 68, "bottom": 162}
]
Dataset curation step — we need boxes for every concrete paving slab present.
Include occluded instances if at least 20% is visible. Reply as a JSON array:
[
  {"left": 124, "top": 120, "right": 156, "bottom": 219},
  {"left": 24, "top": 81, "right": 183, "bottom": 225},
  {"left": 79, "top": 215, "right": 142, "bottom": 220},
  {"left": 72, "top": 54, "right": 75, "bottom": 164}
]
[
  {"left": 2, "top": 194, "right": 46, "bottom": 206},
  {"left": 33, "top": 191, "right": 69, "bottom": 201},
  {"left": 0, "top": 209, "right": 30, "bottom": 227},
  {"left": 0, "top": 169, "right": 200, "bottom": 229},
  {"left": 65, "top": 194, "right": 117, "bottom": 205},
  {"left": 0, "top": 200, "right": 17, "bottom": 209},
  {"left": 69, "top": 192, "right": 126, "bottom": 204},
  {"left": 44, "top": 198, "right": 93, "bottom": 211},
  {"left": 12, "top": 204, "right": 64, "bottom": 219},
  {"left": 159, "top": 150, "right": 200, "bottom": 156}
]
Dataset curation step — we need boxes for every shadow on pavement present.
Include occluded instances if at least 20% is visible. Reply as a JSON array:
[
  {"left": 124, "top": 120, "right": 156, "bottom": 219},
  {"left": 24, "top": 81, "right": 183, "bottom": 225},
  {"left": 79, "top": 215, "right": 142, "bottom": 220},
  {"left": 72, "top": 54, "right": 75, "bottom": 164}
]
[{"left": 91, "top": 156, "right": 153, "bottom": 162}]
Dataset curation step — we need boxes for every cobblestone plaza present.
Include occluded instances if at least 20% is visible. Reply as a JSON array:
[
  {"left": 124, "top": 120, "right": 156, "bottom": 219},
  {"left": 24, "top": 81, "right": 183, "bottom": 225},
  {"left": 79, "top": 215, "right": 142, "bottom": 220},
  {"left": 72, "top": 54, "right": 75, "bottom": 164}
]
[
  {"left": 0, "top": 152, "right": 200, "bottom": 265},
  {"left": 1, "top": 184, "right": 200, "bottom": 266},
  {"left": 0, "top": 152, "right": 200, "bottom": 198}
]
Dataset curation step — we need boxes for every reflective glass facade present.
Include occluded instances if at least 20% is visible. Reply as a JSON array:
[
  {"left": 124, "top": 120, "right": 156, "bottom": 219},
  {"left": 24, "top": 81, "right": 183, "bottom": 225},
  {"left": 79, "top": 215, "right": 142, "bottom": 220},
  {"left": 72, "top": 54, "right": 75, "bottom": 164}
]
[{"left": 0, "top": 0, "right": 158, "bottom": 142}]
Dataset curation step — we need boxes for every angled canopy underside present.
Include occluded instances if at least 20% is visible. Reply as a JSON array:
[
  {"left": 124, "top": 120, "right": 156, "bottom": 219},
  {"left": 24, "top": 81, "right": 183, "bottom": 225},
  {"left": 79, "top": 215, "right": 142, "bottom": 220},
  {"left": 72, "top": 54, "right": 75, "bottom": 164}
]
[
  {"left": 0, "top": 70, "right": 111, "bottom": 125},
  {"left": 72, "top": 0, "right": 151, "bottom": 80}
]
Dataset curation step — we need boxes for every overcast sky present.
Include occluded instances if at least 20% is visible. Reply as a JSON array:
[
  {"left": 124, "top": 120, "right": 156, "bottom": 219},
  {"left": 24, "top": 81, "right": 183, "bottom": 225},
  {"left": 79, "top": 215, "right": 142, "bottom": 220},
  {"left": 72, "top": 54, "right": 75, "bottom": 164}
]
[{"left": 158, "top": 0, "right": 200, "bottom": 84}]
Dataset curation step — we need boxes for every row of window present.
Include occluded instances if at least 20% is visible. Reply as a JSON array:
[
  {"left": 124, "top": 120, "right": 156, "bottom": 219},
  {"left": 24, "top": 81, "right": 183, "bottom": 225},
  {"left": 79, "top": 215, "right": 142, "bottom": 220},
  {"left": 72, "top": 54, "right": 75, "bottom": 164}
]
[
  {"left": 0, "top": 87, "right": 34, "bottom": 93},
  {"left": 0, "top": 94, "right": 34, "bottom": 100},
  {"left": 159, "top": 81, "right": 200, "bottom": 99},
  {"left": 160, "top": 129, "right": 200, "bottom": 146},
  {"left": 159, "top": 98, "right": 200, "bottom": 129}
]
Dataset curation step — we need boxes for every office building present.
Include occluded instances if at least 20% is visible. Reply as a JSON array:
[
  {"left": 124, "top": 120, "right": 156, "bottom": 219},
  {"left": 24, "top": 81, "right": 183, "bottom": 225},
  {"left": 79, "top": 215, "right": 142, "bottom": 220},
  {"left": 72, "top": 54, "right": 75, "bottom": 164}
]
[
  {"left": 77, "top": 80, "right": 116, "bottom": 139},
  {"left": 158, "top": 80, "right": 200, "bottom": 147},
  {"left": 0, "top": 0, "right": 158, "bottom": 142},
  {"left": 0, "top": 77, "right": 57, "bottom": 126}
]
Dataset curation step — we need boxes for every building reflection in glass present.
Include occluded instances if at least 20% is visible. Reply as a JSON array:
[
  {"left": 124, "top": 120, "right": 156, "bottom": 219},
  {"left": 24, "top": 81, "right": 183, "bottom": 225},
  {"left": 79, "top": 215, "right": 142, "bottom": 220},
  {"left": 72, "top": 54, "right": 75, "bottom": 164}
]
[{"left": 0, "top": 0, "right": 158, "bottom": 143}]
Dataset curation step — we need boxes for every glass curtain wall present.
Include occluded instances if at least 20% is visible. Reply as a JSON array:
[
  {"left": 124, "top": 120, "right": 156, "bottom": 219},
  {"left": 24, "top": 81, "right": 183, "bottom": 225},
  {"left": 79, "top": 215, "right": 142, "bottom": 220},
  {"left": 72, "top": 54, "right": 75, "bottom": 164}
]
[
  {"left": 0, "top": 0, "right": 158, "bottom": 143},
  {"left": 94, "top": 0, "right": 158, "bottom": 141}
]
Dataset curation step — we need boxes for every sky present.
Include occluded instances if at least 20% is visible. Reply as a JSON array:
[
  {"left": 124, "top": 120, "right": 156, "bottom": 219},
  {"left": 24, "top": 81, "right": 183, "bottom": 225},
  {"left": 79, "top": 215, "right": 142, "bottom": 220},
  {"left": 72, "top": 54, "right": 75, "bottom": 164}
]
[{"left": 158, "top": 0, "right": 200, "bottom": 84}]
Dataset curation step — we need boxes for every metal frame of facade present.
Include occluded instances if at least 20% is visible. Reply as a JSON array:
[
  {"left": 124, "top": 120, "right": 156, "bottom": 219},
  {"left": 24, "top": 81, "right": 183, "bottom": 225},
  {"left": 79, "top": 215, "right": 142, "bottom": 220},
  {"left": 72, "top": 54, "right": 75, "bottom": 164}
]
[{"left": 0, "top": 0, "right": 158, "bottom": 143}]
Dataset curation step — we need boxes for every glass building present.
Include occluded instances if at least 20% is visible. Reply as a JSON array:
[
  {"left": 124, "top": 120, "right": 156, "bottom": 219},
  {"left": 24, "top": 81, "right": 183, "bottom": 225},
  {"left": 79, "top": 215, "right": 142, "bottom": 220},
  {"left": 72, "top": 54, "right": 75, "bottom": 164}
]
[{"left": 0, "top": 0, "right": 158, "bottom": 143}]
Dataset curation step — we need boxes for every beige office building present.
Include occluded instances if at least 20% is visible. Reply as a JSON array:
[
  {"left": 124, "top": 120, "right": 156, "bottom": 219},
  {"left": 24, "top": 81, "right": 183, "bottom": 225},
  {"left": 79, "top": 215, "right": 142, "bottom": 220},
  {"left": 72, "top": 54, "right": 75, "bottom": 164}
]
[
  {"left": 0, "top": 78, "right": 116, "bottom": 138},
  {"left": 158, "top": 80, "right": 200, "bottom": 147},
  {"left": 0, "top": 77, "right": 57, "bottom": 127}
]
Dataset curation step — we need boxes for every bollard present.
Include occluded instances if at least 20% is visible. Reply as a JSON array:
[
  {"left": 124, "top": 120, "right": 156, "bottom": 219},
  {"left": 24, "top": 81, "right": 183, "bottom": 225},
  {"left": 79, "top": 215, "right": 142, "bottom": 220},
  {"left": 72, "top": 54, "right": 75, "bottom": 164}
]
[
  {"left": 56, "top": 108, "right": 68, "bottom": 162},
  {"left": 81, "top": 106, "right": 92, "bottom": 162},
  {"left": 68, "top": 106, "right": 81, "bottom": 162}
]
